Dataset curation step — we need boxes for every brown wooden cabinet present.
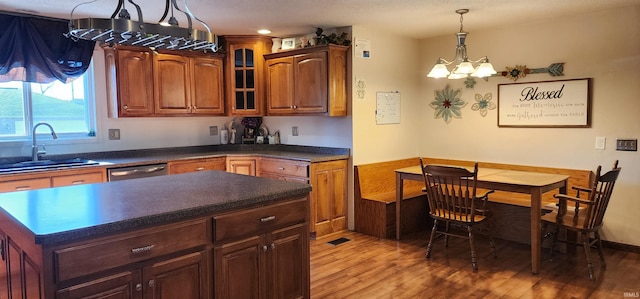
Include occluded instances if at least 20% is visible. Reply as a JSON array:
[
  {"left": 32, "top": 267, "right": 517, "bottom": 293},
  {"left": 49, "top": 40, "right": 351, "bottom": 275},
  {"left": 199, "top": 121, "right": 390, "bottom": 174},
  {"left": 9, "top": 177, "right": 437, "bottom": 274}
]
[
  {"left": 105, "top": 46, "right": 224, "bottom": 117},
  {"left": 258, "top": 157, "right": 309, "bottom": 183},
  {"left": 105, "top": 46, "right": 155, "bottom": 117},
  {"left": 0, "top": 168, "right": 106, "bottom": 193},
  {"left": 168, "top": 157, "right": 226, "bottom": 174},
  {"left": 213, "top": 198, "right": 309, "bottom": 299},
  {"left": 265, "top": 44, "right": 349, "bottom": 116},
  {"left": 154, "top": 53, "right": 225, "bottom": 115},
  {"left": 226, "top": 156, "right": 258, "bottom": 176},
  {"left": 222, "top": 36, "right": 272, "bottom": 116},
  {"left": 0, "top": 177, "right": 50, "bottom": 193},
  {"left": 257, "top": 157, "right": 348, "bottom": 238},
  {"left": 310, "top": 159, "right": 348, "bottom": 238}
]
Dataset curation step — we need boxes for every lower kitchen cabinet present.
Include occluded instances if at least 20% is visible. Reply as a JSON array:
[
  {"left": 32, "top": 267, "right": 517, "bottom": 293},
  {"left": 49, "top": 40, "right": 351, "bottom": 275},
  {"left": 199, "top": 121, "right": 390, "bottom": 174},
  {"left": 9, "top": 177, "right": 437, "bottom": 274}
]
[
  {"left": 0, "top": 168, "right": 106, "bottom": 193},
  {"left": 213, "top": 198, "right": 310, "bottom": 299},
  {"left": 310, "top": 159, "right": 348, "bottom": 238},
  {"left": 257, "top": 157, "right": 348, "bottom": 238},
  {"left": 56, "top": 250, "right": 210, "bottom": 299},
  {"left": 0, "top": 177, "right": 50, "bottom": 193},
  {"left": 168, "top": 157, "right": 226, "bottom": 174},
  {"left": 258, "top": 158, "right": 309, "bottom": 183},
  {"left": 226, "top": 156, "right": 258, "bottom": 176}
]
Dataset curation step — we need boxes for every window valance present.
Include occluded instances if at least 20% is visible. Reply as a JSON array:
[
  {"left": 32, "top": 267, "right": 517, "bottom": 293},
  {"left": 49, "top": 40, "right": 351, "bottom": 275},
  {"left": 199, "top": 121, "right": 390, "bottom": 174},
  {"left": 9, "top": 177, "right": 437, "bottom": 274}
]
[{"left": 0, "top": 13, "right": 95, "bottom": 83}]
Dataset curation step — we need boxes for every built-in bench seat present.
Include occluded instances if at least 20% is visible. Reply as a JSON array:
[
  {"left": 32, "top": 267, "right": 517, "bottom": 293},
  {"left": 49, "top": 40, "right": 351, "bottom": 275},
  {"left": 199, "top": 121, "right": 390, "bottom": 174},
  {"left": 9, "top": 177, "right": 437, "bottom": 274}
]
[
  {"left": 354, "top": 158, "right": 428, "bottom": 239},
  {"left": 355, "top": 157, "right": 594, "bottom": 243}
]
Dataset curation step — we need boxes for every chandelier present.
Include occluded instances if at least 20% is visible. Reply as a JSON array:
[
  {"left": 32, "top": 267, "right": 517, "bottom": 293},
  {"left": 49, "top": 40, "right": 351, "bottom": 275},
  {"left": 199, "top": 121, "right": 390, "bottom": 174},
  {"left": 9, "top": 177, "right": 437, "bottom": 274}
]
[
  {"left": 67, "top": 0, "right": 218, "bottom": 52},
  {"left": 427, "top": 9, "right": 496, "bottom": 79}
]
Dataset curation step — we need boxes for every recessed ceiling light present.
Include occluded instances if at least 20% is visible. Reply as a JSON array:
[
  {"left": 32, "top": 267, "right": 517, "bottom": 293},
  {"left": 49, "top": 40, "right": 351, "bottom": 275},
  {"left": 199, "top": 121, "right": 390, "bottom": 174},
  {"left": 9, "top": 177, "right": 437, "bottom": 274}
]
[{"left": 257, "top": 29, "right": 271, "bottom": 35}]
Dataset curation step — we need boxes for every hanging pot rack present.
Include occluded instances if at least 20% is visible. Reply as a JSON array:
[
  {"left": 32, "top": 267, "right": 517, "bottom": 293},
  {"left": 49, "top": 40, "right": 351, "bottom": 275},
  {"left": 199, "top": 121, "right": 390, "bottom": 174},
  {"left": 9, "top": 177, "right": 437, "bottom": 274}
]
[{"left": 67, "top": 0, "right": 218, "bottom": 52}]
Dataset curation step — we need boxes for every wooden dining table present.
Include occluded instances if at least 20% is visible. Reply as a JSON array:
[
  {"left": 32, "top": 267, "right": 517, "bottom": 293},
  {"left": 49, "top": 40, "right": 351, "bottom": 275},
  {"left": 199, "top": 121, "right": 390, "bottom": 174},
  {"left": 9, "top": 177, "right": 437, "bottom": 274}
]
[{"left": 395, "top": 165, "right": 569, "bottom": 274}]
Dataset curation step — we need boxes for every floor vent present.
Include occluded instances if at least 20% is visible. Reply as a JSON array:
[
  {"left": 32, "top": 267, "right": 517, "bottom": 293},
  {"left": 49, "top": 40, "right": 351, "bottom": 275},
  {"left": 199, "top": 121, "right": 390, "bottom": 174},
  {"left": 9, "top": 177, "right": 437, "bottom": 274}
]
[{"left": 327, "top": 237, "right": 350, "bottom": 246}]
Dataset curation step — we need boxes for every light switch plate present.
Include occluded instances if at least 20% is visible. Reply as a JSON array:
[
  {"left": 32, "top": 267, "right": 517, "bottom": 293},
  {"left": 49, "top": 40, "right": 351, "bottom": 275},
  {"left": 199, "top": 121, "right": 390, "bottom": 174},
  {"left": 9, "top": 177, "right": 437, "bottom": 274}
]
[
  {"left": 209, "top": 126, "right": 218, "bottom": 136},
  {"left": 595, "top": 136, "right": 606, "bottom": 150}
]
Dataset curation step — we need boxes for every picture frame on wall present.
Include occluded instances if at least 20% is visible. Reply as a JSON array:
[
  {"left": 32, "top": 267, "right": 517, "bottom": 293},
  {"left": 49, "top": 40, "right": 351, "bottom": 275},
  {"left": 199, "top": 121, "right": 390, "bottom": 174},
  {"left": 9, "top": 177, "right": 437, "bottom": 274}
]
[
  {"left": 497, "top": 78, "right": 592, "bottom": 128},
  {"left": 281, "top": 38, "right": 296, "bottom": 50}
]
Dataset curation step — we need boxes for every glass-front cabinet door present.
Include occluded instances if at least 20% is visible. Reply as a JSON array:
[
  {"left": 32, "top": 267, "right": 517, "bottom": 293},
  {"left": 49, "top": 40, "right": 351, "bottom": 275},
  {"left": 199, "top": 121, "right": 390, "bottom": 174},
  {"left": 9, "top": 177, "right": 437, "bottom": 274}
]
[{"left": 223, "top": 36, "right": 272, "bottom": 116}]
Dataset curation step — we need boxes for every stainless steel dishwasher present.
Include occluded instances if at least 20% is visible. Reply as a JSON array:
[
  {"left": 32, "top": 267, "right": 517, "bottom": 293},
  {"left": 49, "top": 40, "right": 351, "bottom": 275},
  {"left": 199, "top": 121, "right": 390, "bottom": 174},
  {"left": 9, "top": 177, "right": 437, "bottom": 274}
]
[{"left": 107, "top": 163, "right": 168, "bottom": 181}]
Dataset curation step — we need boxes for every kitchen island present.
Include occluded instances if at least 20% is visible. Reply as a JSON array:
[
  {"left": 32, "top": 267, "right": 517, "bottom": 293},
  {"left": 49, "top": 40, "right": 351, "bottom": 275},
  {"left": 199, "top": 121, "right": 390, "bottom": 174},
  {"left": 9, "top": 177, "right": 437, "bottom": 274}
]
[{"left": 0, "top": 170, "right": 312, "bottom": 298}]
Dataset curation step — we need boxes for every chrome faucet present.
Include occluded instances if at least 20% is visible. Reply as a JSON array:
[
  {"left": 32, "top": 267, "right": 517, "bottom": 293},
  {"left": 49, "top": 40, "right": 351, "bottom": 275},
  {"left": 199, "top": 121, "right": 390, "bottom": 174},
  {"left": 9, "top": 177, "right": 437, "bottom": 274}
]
[{"left": 32, "top": 123, "right": 58, "bottom": 161}]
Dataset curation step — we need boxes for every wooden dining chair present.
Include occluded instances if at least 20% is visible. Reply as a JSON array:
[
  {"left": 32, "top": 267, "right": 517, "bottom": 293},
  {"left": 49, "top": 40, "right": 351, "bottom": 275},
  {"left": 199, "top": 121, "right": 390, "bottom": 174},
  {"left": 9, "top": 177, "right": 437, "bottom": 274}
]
[
  {"left": 542, "top": 160, "right": 621, "bottom": 280},
  {"left": 419, "top": 158, "right": 496, "bottom": 272}
]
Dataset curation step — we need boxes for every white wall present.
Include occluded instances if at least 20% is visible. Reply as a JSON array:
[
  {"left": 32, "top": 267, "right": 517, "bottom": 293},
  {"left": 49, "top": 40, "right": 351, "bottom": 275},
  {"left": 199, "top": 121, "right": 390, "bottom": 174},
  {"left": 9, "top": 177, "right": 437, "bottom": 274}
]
[
  {"left": 350, "top": 26, "right": 422, "bottom": 165},
  {"left": 417, "top": 5, "right": 640, "bottom": 245}
]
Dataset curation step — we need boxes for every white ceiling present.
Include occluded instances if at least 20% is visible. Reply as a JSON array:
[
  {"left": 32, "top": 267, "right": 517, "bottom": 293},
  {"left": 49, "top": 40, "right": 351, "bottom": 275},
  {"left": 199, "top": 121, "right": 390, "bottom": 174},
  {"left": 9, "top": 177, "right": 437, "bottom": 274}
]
[{"left": 0, "top": 0, "right": 636, "bottom": 39}]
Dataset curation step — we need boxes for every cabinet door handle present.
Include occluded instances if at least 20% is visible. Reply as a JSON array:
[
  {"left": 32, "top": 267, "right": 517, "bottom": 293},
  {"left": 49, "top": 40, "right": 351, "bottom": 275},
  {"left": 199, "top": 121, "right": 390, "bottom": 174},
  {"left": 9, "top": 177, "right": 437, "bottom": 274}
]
[
  {"left": 123, "top": 105, "right": 129, "bottom": 110},
  {"left": 71, "top": 180, "right": 85, "bottom": 185},
  {"left": 135, "top": 283, "right": 142, "bottom": 292},
  {"left": 260, "top": 216, "right": 276, "bottom": 222},
  {"left": 0, "top": 239, "right": 5, "bottom": 261},
  {"left": 15, "top": 186, "right": 31, "bottom": 191},
  {"left": 262, "top": 245, "right": 268, "bottom": 252},
  {"left": 278, "top": 167, "right": 285, "bottom": 170},
  {"left": 131, "top": 244, "right": 155, "bottom": 254},
  {"left": 270, "top": 242, "right": 275, "bottom": 249},
  {"left": 148, "top": 279, "right": 155, "bottom": 288},
  {"left": 195, "top": 167, "right": 205, "bottom": 171}
]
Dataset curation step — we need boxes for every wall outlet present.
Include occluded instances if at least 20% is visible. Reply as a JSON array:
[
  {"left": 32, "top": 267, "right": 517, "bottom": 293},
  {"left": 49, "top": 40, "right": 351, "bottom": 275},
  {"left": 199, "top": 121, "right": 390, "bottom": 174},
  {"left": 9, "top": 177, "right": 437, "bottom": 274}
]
[
  {"left": 595, "top": 136, "right": 606, "bottom": 150},
  {"left": 616, "top": 139, "right": 638, "bottom": 151},
  {"left": 108, "top": 129, "right": 120, "bottom": 140},
  {"left": 292, "top": 126, "right": 299, "bottom": 136},
  {"left": 209, "top": 126, "right": 218, "bottom": 136}
]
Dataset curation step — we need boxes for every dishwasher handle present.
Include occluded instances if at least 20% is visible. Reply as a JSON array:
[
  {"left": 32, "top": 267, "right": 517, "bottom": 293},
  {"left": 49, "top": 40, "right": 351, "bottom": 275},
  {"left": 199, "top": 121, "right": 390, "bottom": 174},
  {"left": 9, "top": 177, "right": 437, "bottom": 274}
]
[
  {"left": 109, "top": 165, "right": 166, "bottom": 177},
  {"left": 142, "top": 166, "right": 166, "bottom": 173}
]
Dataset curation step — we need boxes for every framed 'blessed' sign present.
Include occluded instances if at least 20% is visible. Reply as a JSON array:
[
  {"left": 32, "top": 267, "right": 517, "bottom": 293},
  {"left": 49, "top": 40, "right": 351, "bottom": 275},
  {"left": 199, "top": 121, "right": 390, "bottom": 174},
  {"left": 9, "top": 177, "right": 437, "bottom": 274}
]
[{"left": 497, "top": 78, "right": 591, "bottom": 128}]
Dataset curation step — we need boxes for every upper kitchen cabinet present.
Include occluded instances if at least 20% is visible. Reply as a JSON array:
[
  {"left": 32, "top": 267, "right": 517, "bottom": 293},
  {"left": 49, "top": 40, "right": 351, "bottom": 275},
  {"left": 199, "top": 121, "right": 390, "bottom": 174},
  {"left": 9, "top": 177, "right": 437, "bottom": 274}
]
[
  {"left": 104, "top": 46, "right": 154, "bottom": 117},
  {"left": 104, "top": 45, "right": 225, "bottom": 117},
  {"left": 264, "top": 44, "right": 349, "bottom": 116},
  {"left": 221, "top": 36, "right": 272, "bottom": 116},
  {"left": 154, "top": 53, "right": 225, "bottom": 115}
]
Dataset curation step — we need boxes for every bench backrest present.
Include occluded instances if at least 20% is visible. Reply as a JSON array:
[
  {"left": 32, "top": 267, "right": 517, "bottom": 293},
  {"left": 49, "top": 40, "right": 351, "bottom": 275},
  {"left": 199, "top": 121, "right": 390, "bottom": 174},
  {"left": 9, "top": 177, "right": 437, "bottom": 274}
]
[{"left": 354, "top": 158, "right": 425, "bottom": 200}]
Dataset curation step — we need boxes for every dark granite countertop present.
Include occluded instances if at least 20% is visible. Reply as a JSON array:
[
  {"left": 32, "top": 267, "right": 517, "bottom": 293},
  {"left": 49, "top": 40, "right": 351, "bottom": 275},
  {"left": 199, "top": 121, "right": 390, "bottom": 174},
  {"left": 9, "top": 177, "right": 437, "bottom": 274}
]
[
  {"left": 0, "top": 144, "right": 350, "bottom": 173},
  {"left": 0, "top": 170, "right": 312, "bottom": 245}
]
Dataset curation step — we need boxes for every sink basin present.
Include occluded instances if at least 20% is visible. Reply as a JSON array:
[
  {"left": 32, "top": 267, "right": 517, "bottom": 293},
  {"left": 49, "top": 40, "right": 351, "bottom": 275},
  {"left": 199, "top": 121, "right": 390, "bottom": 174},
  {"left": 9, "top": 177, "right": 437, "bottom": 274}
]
[{"left": 0, "top": 158, "right": 100, "bottom": 173}]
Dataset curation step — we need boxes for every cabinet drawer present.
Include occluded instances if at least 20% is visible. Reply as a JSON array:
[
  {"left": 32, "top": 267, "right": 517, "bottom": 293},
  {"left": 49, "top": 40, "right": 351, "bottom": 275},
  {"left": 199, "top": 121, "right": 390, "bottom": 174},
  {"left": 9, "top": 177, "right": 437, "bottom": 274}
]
[
  {"left": 52, "top": 172, "right": 105, "bottom": 187},
  {"left": 54, "top": 218, "right": 209, "bottom": 282},
  {"left": 169, "top": 158, "right": 226, "bottom": 174},
  {"left": 259, "top": 158, "right": 308, "bottom": 178},
  {"left": 0, "top": 177, "right": 50, "bottom": 192},
  {"left": 214, "top": 197, "right": 308, "bottom": 242}
]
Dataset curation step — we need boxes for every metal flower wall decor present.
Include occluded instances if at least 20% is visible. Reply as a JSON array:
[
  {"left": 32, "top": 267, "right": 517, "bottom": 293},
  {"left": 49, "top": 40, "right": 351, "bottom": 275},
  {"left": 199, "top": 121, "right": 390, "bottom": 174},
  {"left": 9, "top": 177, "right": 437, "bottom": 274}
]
[
  {"left": 471, "top": 93, "right": 496, "bottom": 117},
  {"left": 430, "top": 85, "right": 467, "bottom": 124}
]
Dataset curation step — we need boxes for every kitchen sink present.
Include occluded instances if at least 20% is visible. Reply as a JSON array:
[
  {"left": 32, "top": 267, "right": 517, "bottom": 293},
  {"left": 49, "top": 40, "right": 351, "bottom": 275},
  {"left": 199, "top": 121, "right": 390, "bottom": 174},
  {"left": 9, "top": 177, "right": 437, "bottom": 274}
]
[{"left": 0, "top": 158, "right": 100, "bottom": 173}]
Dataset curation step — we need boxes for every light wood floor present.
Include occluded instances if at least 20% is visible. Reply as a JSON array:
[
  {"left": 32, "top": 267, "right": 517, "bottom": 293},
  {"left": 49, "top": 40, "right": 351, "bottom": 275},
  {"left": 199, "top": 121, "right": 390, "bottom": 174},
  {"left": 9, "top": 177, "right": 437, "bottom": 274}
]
[{"left": 310, "top": 230, "right": 640, "bottom": 299}]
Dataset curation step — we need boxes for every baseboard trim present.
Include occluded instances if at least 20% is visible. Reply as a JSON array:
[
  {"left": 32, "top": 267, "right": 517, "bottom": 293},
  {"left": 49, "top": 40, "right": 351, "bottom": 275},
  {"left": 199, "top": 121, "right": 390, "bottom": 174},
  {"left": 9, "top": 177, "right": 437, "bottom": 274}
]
[{"left": 602, "top": 240, "right": 640, "bottom": 254}]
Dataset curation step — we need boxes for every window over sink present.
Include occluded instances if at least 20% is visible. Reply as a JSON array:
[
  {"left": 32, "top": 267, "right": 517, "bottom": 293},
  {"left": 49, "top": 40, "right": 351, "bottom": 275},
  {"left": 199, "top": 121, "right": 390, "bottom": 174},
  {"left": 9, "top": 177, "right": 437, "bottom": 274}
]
[{"left": 0, "top": 65, "right": 96, "bottom": 143}]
